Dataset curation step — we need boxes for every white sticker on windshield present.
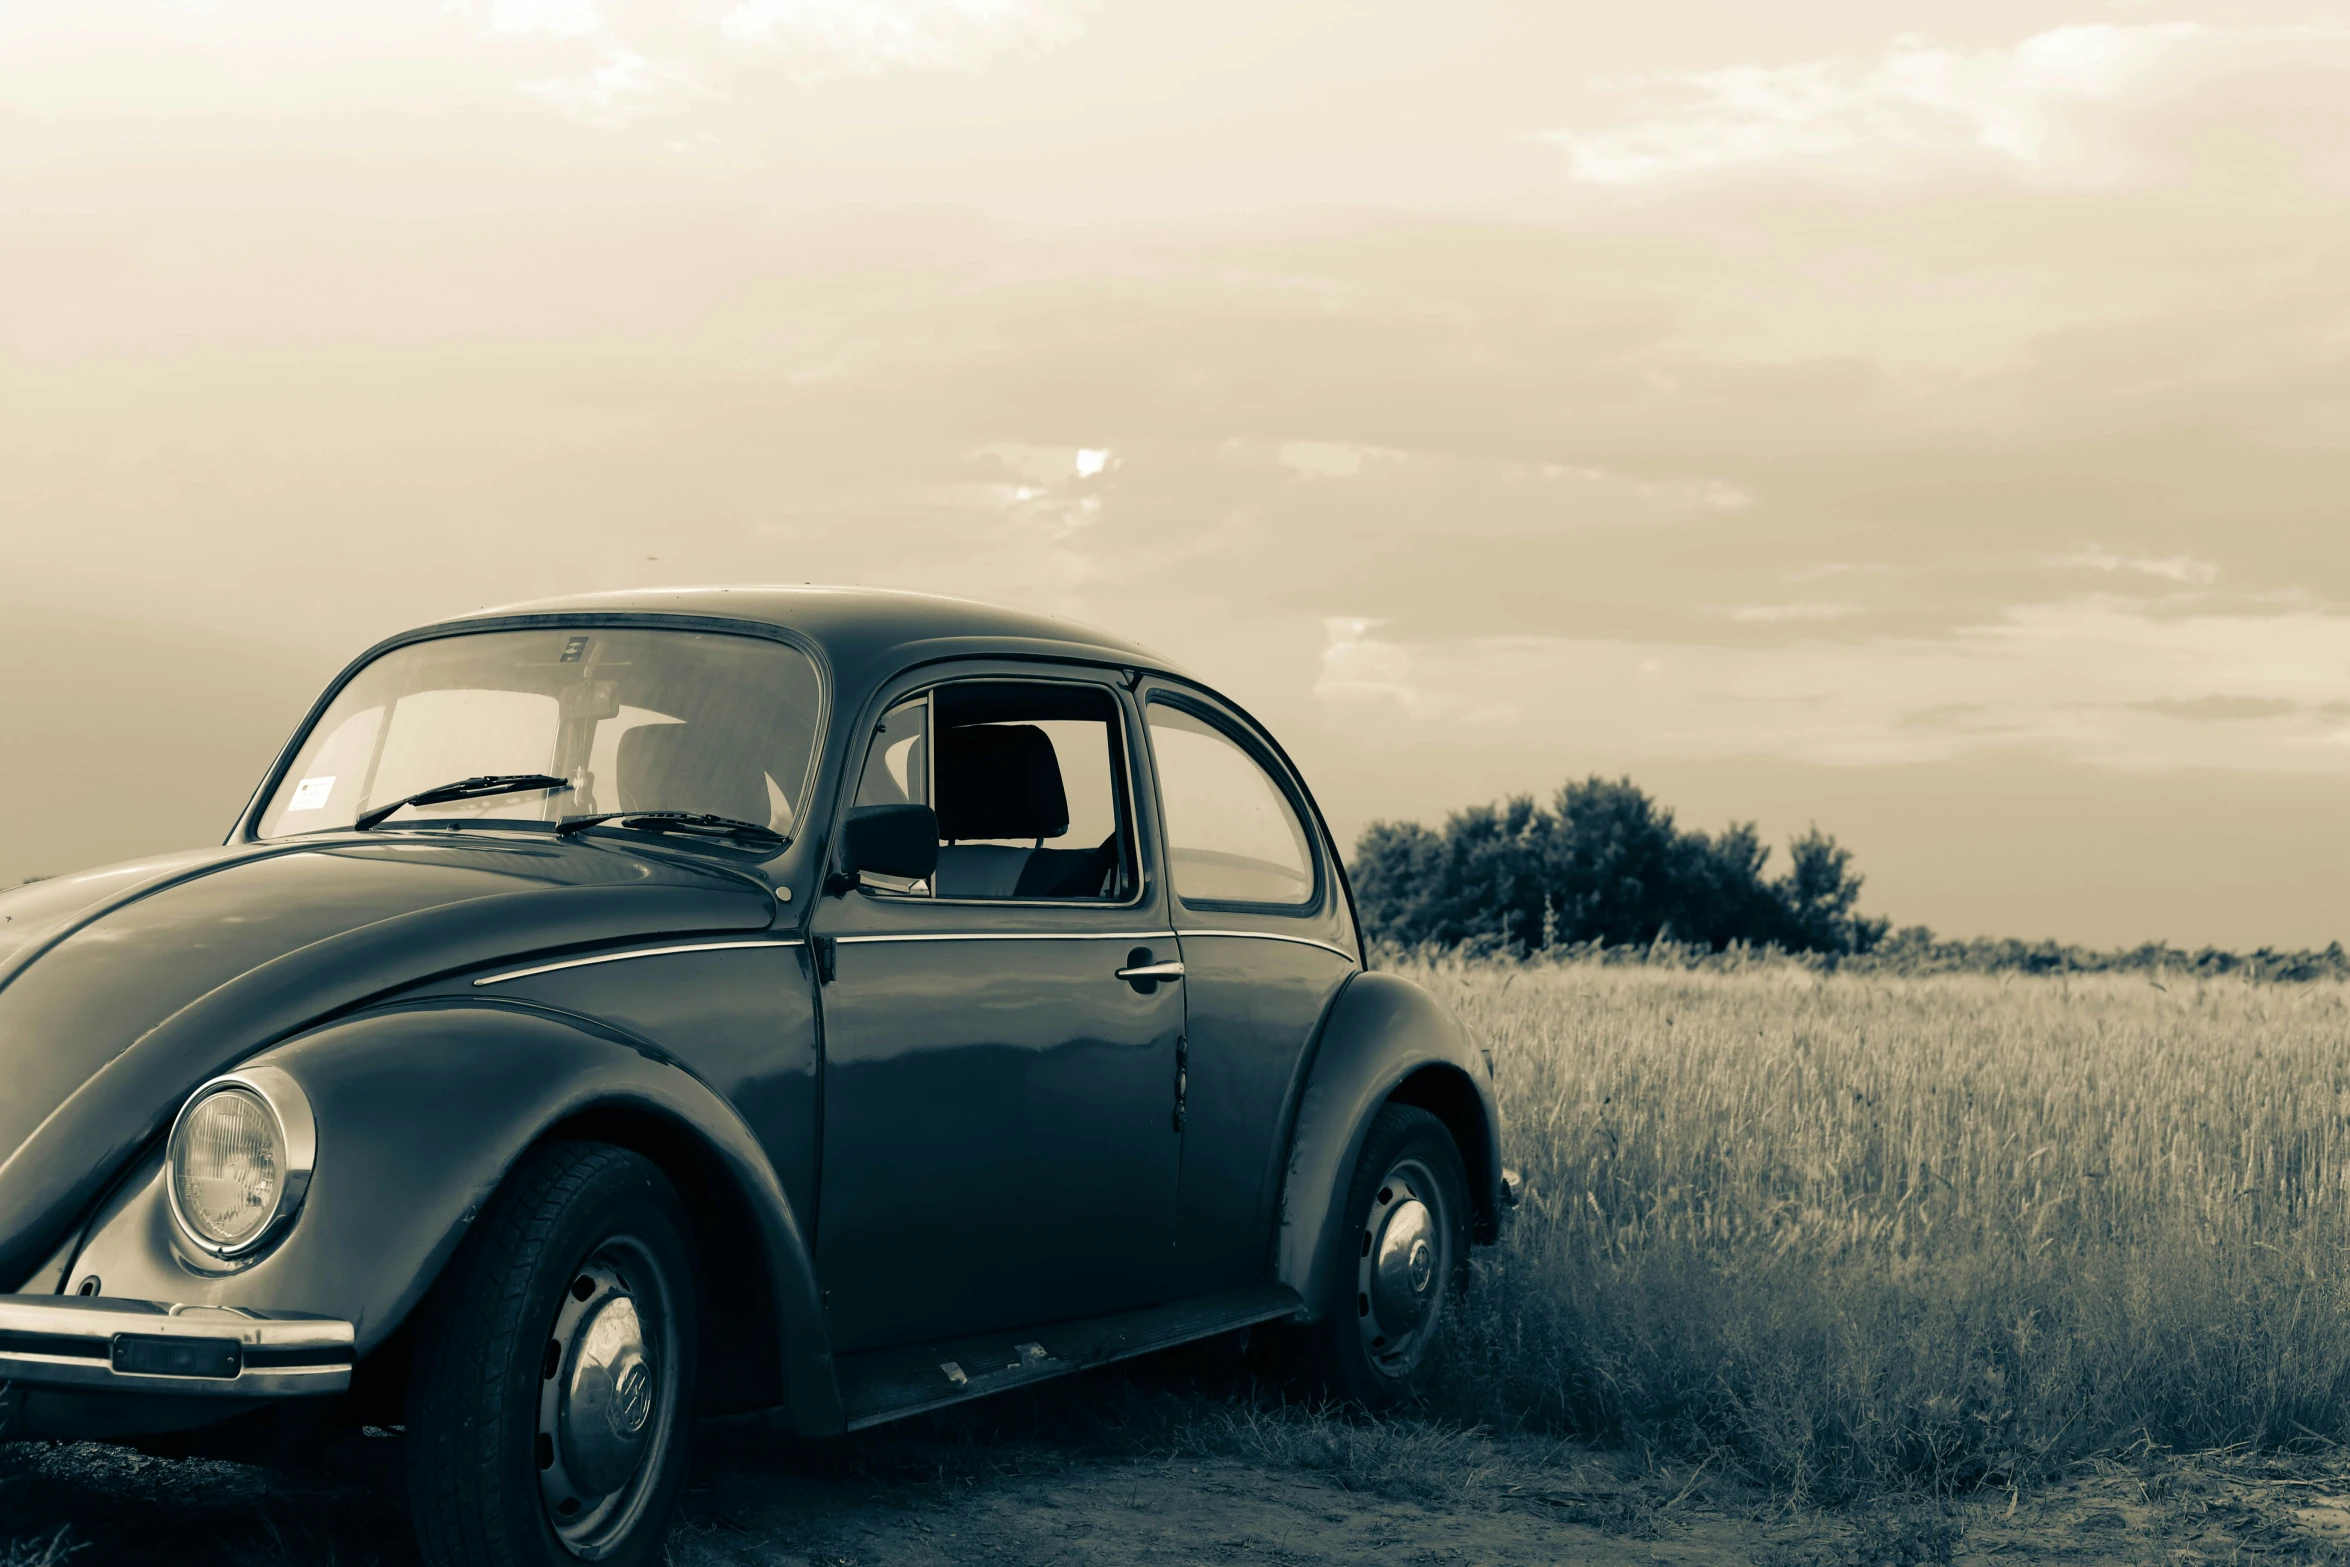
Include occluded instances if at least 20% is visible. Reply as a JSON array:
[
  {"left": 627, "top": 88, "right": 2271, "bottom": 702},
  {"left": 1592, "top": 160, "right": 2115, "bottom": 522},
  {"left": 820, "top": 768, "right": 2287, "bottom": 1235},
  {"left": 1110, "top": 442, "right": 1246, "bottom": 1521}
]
[{"left": 289, "top": 776, "right": 335, "bottom": 811}]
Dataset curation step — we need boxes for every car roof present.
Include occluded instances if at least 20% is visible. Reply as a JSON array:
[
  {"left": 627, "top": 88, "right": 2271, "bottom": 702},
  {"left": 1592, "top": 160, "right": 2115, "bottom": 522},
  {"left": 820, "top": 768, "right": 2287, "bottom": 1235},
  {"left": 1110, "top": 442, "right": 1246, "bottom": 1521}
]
[{"left": 428, "top": 585, "right": 1194, "bottom": 691}]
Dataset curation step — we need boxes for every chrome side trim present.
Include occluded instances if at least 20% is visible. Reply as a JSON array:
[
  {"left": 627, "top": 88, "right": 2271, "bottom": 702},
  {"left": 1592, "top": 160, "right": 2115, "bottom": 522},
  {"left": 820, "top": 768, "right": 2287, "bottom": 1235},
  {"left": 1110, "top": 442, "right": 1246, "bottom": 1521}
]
[
  {"left": 826, "top": 929, "right": 1352, "bottom": 959},
  {"left": 832, "top": 931, "right": 1177, "bottom": 945},
  {"left": 0, "top": 1295, "right": 354, "bottom": 1397},
  {"left": 473, "top": 939, "right": 806, "bottom": 987},
  {"left": 1175, "top": 928, "right": 1360, "bottom": 962}
]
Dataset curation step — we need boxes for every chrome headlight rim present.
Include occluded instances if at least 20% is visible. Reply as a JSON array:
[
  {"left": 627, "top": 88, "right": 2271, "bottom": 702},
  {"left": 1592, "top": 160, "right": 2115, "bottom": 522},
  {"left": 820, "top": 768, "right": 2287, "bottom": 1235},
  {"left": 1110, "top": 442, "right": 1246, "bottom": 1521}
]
[{"left": 165, "top": 1065, "right": 318, "bottom": 1260}]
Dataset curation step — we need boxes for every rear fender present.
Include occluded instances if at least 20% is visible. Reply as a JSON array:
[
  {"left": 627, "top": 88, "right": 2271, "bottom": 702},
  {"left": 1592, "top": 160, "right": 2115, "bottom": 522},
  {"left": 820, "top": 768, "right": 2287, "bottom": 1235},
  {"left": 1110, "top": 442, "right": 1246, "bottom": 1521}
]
[
  {"left": 1274, "top": 972, "right": 1501, "bottom": 1321},
  {"left": 64, "top": 998, "right": 843, "bottom": 1434}
]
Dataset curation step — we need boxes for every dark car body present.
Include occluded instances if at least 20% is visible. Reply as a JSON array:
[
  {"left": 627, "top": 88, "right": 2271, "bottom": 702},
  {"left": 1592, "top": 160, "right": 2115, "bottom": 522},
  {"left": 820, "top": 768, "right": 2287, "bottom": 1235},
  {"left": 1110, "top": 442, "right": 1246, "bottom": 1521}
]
[{"left": 0, "top": 587, "right": 1501, "bottom": 1448}]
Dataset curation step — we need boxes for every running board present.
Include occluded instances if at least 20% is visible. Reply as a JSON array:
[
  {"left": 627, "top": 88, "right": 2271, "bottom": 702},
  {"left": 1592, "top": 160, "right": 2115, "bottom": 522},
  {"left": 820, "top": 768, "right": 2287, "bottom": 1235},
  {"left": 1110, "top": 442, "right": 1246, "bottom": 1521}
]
[{"left": 833, "top": 1284, "right": 1304, "bottom": 1431}]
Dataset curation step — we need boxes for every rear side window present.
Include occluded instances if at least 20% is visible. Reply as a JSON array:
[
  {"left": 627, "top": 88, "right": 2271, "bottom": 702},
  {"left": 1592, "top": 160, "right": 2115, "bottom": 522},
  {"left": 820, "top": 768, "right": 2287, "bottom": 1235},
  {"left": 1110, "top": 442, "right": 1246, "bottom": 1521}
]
[{"left": 1145, "top": 703, "right": 1314, "bottom": 907}]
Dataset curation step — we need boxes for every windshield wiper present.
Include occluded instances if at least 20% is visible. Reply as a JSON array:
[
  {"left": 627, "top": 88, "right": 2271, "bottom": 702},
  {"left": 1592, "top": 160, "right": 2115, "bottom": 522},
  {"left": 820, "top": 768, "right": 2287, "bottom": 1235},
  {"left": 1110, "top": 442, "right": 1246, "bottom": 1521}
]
[
  {"left": 353, "top": 774, "right": 571, "bottom": 831},
  {"left": 553, "top": 811, "right": 786, "bottom": 849}
]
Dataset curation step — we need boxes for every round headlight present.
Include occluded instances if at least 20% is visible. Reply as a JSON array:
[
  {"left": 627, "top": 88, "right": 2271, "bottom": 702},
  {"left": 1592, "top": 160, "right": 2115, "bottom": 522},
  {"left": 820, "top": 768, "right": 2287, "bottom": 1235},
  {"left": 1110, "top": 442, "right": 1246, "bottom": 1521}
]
[
  {"left": 171, "top": 1089, "right": 284, "bottom": 1249},
  {"left": 166, "top": 1068, "right": 315, "bottom": 1258}
]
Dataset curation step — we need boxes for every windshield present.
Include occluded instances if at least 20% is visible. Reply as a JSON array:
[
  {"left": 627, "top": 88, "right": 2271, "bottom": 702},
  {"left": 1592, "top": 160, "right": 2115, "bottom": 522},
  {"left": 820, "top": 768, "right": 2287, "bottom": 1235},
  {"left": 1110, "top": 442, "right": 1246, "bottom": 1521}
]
[{"left": 257, "top": 627, "right": 822, "bottom": 841}]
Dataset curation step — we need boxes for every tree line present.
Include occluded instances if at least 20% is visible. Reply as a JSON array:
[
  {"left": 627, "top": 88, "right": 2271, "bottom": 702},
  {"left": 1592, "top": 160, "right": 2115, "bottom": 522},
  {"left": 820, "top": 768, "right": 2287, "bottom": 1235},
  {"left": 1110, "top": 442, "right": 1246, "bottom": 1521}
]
[
  {"left": 1349, "top": 776, "right": 1888, "bottom": 956},
  {"left": 1348, "top": 775, "right": 2350, "bottom": 976}
]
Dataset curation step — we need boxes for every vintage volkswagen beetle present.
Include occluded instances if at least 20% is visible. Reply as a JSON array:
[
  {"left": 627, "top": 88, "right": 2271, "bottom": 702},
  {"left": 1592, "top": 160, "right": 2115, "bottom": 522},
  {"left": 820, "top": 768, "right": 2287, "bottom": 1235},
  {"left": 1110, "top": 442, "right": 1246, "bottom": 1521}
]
[{"left": 0, "top": 588, "right": 1508, "bottom": 1566}]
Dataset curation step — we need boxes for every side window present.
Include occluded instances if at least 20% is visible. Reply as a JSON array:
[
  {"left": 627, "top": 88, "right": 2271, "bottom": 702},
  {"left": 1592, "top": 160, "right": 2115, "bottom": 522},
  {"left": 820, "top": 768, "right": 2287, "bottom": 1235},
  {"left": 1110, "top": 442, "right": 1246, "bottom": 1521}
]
[
  {"left": 855, "top": 697, "right": 930, "bottom": 810},
  {"left": 849, "top": 681, "right": 1132, "bottom": 901},
  {"left": 1146, "top": 703, "right": 1315, "bottom": 907},
  {"left": 849, "top": 696, "right": 932, "bottom": 894}
]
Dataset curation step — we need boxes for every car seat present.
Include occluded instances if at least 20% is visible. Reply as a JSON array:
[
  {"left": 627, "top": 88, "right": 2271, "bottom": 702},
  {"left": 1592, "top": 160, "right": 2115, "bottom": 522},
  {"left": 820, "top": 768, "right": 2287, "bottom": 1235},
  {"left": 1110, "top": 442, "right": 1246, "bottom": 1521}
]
[{"left": 932, "top": 724, "right": 1116, "bottom": 899}]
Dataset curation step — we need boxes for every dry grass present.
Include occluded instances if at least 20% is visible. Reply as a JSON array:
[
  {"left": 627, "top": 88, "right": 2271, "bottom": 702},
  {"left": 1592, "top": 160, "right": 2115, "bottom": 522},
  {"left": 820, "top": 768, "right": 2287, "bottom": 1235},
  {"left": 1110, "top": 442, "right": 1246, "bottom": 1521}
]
[
  {"left": 0, "top": 1530, "right": 79, "bottom": 1567},
  {"left": 1417, "top": 957, "right": 2350, "bottom": 1499}
]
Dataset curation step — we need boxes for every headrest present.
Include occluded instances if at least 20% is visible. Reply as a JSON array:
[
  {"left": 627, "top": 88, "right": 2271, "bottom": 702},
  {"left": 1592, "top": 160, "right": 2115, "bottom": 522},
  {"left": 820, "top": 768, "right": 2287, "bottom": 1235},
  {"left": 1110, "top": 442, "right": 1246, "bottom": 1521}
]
[
  {"left": 935, "top": 724, "right": 1068, "bottom": 841},
  {"left": 616, "top": 723, "right": 771, "bottom": 825}
]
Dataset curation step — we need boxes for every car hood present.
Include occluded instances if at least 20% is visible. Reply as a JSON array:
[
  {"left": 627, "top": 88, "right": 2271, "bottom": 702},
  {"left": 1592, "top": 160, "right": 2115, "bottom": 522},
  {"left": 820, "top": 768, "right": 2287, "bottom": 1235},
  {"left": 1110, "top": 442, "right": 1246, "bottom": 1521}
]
[{"left": 0, "top": 834, "right": 776, "bottom": 1290}]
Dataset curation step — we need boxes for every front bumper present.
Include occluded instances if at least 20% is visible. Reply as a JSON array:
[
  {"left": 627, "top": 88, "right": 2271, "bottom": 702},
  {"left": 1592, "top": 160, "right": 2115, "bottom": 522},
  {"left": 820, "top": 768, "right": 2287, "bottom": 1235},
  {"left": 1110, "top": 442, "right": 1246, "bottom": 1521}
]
[{"left": 0, "top": 1293, "right": 354, "bottom": 1398}]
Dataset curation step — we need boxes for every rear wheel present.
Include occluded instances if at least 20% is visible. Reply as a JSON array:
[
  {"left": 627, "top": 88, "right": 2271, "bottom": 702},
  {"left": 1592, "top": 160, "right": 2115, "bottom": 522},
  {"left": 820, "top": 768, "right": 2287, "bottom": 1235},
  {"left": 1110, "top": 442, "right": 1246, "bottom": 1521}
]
[
  {"left": 406, "top": 1142, "right": 698, "bottom": 1567},
  {"left": 1272, "top": 1104, "right": 1471, "bottom": 1408}
]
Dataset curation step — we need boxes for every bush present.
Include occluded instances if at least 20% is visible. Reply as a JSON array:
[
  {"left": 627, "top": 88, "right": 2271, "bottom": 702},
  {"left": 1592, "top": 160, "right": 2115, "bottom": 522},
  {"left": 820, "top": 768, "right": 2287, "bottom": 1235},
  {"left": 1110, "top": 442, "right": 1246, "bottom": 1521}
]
[{"left": 1351, "top": 777, "right": 1885, "bottom": 957}]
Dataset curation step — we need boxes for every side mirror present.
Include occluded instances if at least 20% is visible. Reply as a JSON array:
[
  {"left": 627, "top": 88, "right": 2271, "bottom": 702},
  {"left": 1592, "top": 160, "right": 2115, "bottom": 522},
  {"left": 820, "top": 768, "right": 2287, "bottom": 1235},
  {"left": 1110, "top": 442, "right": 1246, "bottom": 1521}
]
[{"left": 832, "top": 803, "right": 939, "bottom": 892}]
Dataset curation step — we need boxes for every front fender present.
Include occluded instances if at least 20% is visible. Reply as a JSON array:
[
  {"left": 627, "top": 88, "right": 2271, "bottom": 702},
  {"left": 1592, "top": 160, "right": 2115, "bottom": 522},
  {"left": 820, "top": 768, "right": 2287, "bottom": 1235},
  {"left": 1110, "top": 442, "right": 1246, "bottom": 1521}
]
[
  {"left": 1274, "top": 972, "right": 1501, "bottom": 1321},
  {"left": 64, "top": 998, "right": 843, "bottom": 1435}
]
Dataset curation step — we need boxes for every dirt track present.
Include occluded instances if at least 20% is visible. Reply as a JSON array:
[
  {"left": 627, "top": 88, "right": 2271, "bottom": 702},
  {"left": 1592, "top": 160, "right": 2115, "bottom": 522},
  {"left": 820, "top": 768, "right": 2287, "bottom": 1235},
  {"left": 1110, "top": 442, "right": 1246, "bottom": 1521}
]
[
  {"left": 672, "top": 1445, "right": 1774, "bottom": 1566},
  {"left": 10, "top": 1369, "right": 2350, "bottom": 1567},
  {"left": 0, "top": 1433, "right": 1803, "bottom": 1567}
]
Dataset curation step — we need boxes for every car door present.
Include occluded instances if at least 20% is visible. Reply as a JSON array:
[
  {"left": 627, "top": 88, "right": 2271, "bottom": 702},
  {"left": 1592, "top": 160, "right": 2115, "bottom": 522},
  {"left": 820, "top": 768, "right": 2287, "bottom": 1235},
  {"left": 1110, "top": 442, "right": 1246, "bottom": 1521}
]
[
  {"left": 810, "top": 669, "right": 1186, "bottom": 1352},
  {"left": 1138, "top": 686, "right": 1363, "bottom": 1295}
]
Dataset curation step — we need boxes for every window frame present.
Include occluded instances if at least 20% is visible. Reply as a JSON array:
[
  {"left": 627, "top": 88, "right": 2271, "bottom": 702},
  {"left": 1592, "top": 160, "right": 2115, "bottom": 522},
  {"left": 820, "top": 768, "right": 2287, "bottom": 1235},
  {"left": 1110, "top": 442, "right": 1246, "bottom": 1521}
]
[
  {"left": 1140, "top": 691, "right": 1326, "bottom": 918},
  {"left": 839, "top": 670, "right": 1148, "bottom": 911}
]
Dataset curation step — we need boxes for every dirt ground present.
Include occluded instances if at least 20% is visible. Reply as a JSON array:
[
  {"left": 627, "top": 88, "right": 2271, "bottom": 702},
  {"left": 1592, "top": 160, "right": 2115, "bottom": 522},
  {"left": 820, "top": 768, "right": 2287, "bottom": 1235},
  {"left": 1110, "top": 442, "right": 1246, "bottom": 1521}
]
[{"left": 12, "top": 1371, "right": 2350, "bottom": 1567}]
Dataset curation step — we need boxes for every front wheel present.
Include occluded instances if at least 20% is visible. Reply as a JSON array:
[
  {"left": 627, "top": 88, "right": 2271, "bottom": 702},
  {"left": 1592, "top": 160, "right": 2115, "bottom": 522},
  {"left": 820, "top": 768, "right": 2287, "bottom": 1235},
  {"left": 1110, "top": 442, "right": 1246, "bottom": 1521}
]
[
  {"left": 405, "top": 1142, "right": 699, "bottom": 1567},
  {"left": 1274, "top": 1103, "right": 1471, "bottom": 1408}
]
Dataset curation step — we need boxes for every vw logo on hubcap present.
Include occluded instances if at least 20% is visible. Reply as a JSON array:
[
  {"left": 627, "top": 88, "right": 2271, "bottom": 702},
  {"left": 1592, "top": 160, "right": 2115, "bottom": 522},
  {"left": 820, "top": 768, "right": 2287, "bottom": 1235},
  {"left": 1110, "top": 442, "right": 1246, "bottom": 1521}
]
[
  {"left": 610, "top": 1360, "right": 654, "bottom": 1438},
  {"left": 1367, "top": 1194, "right": 1439, "bottom": 1340}
]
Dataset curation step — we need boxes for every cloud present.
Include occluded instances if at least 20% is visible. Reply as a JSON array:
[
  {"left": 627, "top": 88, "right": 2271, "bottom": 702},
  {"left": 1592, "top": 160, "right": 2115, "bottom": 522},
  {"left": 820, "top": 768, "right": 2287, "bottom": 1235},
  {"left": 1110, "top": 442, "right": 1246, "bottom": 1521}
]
[
  {"left": 923, "top": 442, "right": 1117, "bottom": 543},
  {"left": 520, "top": 49, "right": 708, "bottom": 126},
  {"left": 2134, "top": 695, "right": 2300, "bottom": 722},
  {"left": 1316, "top": 618, "right": 1518, "bottom": 724},
  {"left": 2044, "top": 548, "right": 2220, "bottom": 584},
  {"left": 476, "top": 0, "right": 603, "bottom": 37},
  {"left": 1784, "top": 563, "right": 1892, "bottom": 584},
  {"left": 1277, "top": 441, "right": 1403, "bottom": 479},
  {"left": 1633, "top": 475, "right": 1752, "bottom": 512},
  {"left": 1315, "top": 596, "right": 2350, "bottom": 772},
  {"left": 1719, "top": 602, "right": 1864, "bottom": 623},
  {"left": 718, "top": 0, "right": 1056, "bottom": 72},
  {"left": 1542, "top": 21, "right": 2350, "bottom": 186},
  {"left": 1315, "top": 616, "right": 1420, "bottom": 710},
  {"left": 977, "top": 442, "right": 1107, "bottom": 485},
  {"left": 1260, "top": 437, "right": 1748, "bottom": 525},
  {"left": 475, "top": 0, "right": 1066, "bottom": 126}
]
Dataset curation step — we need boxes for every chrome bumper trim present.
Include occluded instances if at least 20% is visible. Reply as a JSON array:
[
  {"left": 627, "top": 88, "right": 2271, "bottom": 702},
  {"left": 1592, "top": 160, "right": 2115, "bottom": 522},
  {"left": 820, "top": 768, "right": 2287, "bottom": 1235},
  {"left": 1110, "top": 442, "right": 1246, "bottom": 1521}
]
[{"left": 0, "top": 1294, "right": 354, "bottom": 1397}]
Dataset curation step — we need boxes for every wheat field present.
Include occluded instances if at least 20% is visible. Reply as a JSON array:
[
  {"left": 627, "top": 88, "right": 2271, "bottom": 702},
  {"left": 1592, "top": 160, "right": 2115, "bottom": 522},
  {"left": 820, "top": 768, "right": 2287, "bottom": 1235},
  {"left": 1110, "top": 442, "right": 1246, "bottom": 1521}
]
[{"left": 1415, "top": 957, "right": 2350, "bottom": 1499}]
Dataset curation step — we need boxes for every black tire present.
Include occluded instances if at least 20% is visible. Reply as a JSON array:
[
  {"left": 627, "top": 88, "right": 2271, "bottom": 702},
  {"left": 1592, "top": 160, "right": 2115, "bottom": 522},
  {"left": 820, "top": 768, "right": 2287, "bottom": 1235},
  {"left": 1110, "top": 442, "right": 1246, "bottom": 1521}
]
[
  {"left": 1273, "top": 1104, "right": 1471, "bottom": 1409},
  {"left": 406, "top": 1142, "right": 699, "bottom": 1567}
]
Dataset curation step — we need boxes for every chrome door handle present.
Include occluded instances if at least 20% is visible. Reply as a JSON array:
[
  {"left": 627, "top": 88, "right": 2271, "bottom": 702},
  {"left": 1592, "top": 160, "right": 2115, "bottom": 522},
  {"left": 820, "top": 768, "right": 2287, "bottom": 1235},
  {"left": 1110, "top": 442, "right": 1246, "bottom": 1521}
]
[{"left": 1115, "top": 960, "right": 1186, "bottom": 982}]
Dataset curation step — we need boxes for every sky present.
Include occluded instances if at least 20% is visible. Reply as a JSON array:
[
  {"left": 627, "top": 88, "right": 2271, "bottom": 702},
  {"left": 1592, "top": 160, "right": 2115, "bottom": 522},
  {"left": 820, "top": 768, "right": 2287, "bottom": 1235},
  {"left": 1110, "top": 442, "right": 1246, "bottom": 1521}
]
[{"left": 5, "top": 0, "right": 2350, "bottom": 946}]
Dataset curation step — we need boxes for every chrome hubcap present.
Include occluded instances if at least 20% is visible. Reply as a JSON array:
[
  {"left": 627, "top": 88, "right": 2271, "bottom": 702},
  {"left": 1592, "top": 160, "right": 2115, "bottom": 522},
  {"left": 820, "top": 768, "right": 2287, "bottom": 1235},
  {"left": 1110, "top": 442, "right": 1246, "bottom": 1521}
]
[
  {"left": 1371, "top": 1198, "right": 1437, "bottom": 1334},
  {"left": 561, "top": 1294, "right": 655, "bottom": 1493},
  {"left": 1355, "top": 1162, "right": 1450, "bottom": 1377},
  {"left": 536, "top": 1239, "right": 677, "bottom": 1559}
]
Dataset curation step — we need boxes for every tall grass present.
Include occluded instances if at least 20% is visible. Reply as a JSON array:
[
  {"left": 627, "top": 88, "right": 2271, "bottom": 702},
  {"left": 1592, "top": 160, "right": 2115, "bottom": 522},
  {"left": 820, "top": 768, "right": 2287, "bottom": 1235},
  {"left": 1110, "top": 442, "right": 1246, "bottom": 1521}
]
[
  {"left": 0, "top": 1531, "right": 76, "bottom": 1567},
  {"left": 1417, "top": 958, "right": 2350, "bottom": 1499}
]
